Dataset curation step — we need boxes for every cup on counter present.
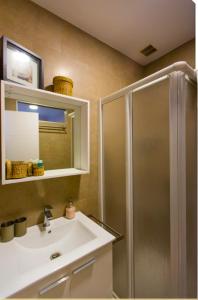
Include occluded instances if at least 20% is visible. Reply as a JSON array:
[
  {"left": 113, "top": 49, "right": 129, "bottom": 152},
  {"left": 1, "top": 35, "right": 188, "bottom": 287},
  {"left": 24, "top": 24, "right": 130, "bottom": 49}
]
[
  {"left": 14, "top": 217, "right": 27, "bottom": 237},
  {"left": 1, "top": 221, "right": 14, "bottom": 242}
]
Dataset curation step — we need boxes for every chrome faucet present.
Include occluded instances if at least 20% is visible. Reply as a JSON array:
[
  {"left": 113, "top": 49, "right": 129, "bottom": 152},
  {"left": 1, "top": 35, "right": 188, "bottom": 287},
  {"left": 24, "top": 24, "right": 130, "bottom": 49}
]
[{"left": 43, "top": 205, "right": 53, "bottom": 227}]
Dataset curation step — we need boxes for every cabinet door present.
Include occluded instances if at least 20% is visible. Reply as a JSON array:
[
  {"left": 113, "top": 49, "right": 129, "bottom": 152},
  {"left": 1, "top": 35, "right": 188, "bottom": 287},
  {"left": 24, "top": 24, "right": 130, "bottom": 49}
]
[
  {"left": 70, "top": 244, "right": 112, "bottom": 298},
  {"left": 39, "top": 275, "right": 70, "bottom": 298},
  {"left": 12, "top": 272, "right": 70, "bottom": 298}
]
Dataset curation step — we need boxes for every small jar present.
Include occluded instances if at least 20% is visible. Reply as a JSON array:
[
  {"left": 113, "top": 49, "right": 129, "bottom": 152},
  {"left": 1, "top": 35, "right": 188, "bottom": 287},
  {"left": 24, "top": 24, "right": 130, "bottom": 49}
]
[
  {"left": 33, "top": 160, "right": 44, "bottom": 176},
  {"left": 65, "top": 201, "right": 75, "bottom": 219}
]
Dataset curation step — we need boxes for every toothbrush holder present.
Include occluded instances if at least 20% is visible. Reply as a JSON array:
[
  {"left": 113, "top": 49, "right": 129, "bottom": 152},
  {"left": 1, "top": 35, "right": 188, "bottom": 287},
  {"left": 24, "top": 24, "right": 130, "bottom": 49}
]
[
  {"left": 14, "top": 217, "right": 27, "bottom": 237},
  {"left": 1, "top": 221, "right": 14, "bottom": 242}
]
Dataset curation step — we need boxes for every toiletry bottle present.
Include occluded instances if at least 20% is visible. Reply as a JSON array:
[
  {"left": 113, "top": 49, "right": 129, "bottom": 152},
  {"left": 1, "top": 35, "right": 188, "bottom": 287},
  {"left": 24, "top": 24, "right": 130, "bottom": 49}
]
[{"left": 66, "top": 201, "right": 75, "bottom": 219}]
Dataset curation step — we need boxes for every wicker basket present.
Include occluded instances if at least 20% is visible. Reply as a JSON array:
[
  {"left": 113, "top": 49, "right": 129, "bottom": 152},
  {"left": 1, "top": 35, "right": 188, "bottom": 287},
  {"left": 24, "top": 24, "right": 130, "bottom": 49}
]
[
  {"left": 53, "top": 76, "right": 73, "bottom": 96},
  {"left": 11, "top": 161, "right": 28, "bottom": 179},
  {"left": 45, "top": 84, "right": 54, "bottom": 92},
  {"left": 5, "top": 160, "right": 44, "bottom": 179},
  {"left": 6, "top": 160, "right": 12, "bottom": 179}
]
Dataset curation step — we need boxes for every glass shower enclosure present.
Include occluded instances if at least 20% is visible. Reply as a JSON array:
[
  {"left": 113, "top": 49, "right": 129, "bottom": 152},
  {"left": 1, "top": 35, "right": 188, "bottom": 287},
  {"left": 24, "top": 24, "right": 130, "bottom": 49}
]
[{"left": 100, "top": 62, "right": 197, "bottom": 298}]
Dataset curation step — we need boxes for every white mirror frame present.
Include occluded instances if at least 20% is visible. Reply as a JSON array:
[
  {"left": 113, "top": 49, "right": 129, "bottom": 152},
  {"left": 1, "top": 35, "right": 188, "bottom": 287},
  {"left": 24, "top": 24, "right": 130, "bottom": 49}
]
[{"left": 0, "top": 80, "right": 90, "bottom": 184}]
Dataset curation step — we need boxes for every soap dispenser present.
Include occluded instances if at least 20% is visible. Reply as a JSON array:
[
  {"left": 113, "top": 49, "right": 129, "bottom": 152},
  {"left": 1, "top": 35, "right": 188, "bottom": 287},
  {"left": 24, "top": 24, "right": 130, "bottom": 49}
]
[{"left": 65, "top": 201, "right": 75, "bottom": 219}]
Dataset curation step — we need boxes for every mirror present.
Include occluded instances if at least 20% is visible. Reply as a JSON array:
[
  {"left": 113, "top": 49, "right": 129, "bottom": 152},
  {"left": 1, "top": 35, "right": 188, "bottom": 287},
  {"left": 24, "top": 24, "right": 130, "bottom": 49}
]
[
  {"left": 5, "top": 97, "right": 76, "bottom": 171},
  {"left": 1, "top": 81, "right": 89, "bottom": 183}
]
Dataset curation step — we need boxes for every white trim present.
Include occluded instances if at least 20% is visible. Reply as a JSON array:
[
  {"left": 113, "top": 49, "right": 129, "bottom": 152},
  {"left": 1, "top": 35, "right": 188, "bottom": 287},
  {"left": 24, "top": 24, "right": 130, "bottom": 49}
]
[
  {"left": 125, "top": 92, "right": 133, "bottom": 297},
  {"left": 80, "top": 102, "right": 90, "bottom": 171},
  {"left": 169, "top": 72, "right": 179, "bottom": 297},
  {"left": 87, "top": 100, "right": 90, "bottom": 173},
  {"left": 99, "top": 98, "right": 104, "bottom": 220},
  {"left": 1, "top": 81, "right": 5, "bottom": 182},
  {"left": 169, "top": 72, "right": 189, "bottom": 297},
  {"left": 177, "top": 72, "right": 187, "bottom": 297},
  {"left": 2, "top": 168, "right": 89, "bottom": 185},
  {"left": 101, "top": 62, "right": 196, "bottom": 104},
  {"left": 4, "top": 80, "right": 89, "bottom": 105},
  {"left": 132, "top": 75, "right": 168, "bottom": 93}
]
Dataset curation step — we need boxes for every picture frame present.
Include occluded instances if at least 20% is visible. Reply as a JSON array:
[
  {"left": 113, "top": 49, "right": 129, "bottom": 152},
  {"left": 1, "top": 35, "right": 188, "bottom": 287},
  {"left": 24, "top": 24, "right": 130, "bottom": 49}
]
[{"left": 0, "top": 36, "right": 44, "bottom": 89}]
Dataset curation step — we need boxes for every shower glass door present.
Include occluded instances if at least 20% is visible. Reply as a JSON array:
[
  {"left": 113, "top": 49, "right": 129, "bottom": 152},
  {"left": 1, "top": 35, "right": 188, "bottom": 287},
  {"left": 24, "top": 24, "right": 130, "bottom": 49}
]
[
  {"left": 101, "top": 69, "right": 197, "bottom": 299},
  {"left": 102, "top": 96, "right": 129, "bottom": 298},
  {"left": 131, "top": 78, "right": 171, "bottom": 298}
]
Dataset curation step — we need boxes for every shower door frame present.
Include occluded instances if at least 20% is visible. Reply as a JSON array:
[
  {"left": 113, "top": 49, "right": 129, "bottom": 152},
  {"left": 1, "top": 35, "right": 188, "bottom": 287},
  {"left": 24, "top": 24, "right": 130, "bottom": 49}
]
[{"left": 99, "top": 63, "right": 197, "bottom": 298}]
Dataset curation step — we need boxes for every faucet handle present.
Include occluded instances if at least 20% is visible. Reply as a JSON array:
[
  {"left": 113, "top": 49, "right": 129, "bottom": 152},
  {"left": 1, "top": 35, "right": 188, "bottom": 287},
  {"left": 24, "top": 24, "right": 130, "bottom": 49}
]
[{"left": 44, "top": 205, "right": 53, "bottom": 221}]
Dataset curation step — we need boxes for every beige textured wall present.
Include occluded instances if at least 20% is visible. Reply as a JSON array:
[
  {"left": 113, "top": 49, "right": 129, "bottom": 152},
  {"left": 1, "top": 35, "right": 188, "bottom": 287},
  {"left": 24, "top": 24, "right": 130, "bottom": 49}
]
[
  {"left": 0, "top": 0, "right": 195, "bottom": 226},
  {"left": 0, "top": 0, "right": 143, "bottom": 225},
  {"left": 144, "top": 39, "right": 195, "bottom": 76}
]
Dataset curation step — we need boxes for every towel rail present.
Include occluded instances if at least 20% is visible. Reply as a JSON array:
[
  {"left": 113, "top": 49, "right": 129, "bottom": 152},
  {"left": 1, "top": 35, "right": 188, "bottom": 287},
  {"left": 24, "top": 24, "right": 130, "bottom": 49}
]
[{"left": 87, "top": 214, "right": 123, "bottom": 243}]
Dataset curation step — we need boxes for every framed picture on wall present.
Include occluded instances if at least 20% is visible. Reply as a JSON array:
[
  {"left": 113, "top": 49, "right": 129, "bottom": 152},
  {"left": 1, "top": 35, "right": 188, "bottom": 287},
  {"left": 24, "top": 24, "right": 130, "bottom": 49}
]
[{"left": 0, "top": 36, "right": 44, "bottom": 89}]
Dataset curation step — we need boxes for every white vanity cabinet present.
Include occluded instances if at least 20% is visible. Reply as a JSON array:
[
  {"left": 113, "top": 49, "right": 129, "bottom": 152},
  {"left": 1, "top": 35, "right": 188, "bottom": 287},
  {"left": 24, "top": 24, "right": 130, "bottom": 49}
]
[
  {"left": 12, "top": 244, "right": 113, "bottom": 298},
  {"left": 69, "top": 244, "right": 112, "bottom": 298}
]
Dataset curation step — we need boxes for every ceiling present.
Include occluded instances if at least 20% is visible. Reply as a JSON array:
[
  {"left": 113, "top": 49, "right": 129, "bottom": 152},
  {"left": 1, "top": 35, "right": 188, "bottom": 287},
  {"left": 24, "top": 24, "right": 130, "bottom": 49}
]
[{"left": 32, "top": 0, "right": 195, "bottom": 66}]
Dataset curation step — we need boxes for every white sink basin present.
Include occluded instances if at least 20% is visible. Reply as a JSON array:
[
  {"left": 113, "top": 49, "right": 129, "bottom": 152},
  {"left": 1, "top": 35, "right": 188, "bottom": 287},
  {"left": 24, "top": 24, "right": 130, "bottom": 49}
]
[
  {"left": 14, "top": 217, "right": 96, "bottom": 273},
  {"left": 0, "top": 212, "right": 115, "bottom": 298},
  {"left": 16, "top": 218, "right": 96, "bottom": 249}
]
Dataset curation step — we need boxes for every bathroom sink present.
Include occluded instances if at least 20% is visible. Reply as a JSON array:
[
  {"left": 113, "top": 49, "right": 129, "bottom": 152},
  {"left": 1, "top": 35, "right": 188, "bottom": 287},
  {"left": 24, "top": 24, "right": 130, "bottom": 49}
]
[
  {"left": 14, "top": 215, "right": 97, "bottom": 273},
  {"left": 0, "top": 211, "right": 115, "bottom": 298},
  {"left": 16, "top": 217, "right": 96, "bottom": 249}
]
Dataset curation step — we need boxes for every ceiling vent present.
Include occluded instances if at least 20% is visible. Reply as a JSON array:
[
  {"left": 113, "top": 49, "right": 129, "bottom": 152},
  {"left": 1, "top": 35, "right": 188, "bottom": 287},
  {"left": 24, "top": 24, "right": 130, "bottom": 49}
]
[{"left": 140, "top": 44, "right": 157, "bottom": 56}]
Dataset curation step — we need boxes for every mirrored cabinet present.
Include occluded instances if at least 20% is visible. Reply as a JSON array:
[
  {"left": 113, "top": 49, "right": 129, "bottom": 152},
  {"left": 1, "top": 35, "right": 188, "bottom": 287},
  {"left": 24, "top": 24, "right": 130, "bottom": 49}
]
[{"left": 0, "top": 80, "right": 90, "bottom": 184}]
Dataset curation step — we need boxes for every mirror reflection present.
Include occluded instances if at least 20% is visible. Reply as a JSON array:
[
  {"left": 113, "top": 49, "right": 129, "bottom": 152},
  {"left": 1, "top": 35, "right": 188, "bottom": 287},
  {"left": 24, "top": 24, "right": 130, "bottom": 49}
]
[{"left": 5, "top": 98, "right": 75, "bottom": 171}]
